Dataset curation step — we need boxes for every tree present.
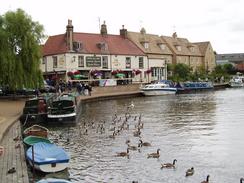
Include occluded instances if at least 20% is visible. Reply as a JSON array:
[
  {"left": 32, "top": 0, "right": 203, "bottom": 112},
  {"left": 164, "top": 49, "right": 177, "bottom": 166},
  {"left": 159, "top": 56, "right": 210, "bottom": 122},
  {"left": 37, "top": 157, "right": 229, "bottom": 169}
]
[
  {"left": 0, "top": 9, "right": 45, "bottom": 90},
  {"left": 170, "top": 63, "right": 191, "bottom": 81}
]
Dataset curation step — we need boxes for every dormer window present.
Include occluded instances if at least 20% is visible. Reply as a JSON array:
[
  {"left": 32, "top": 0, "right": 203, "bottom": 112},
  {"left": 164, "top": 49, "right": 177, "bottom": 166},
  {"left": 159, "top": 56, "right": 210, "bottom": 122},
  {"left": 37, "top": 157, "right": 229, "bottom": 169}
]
[
  {"left": 176, "top": 45, "right": 181, "bottom": 51},
  {"left": 189, "top": 47, "right": 195, "bottom": 52},
  {"left": 158, "top": 43, "right": 165, "bottom": 50},
  {"left": 73, "top": 41, "right": 83, "bottom": 51},
  {"left": 97, "top": 42, "right": 108, "bottom": 51},
  {"left": 143, "top": 42, "right": 149, "bottom": 49}
]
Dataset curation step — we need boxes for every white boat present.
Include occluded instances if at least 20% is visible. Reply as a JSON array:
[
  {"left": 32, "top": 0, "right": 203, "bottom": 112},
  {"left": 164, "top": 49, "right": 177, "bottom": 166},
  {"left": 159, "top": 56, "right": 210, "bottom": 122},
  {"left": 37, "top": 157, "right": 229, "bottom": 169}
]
[
  {"left": 229, "top": 76, "right": 244, "bottom": 87},
  {"left": 26, "top": 142, "right": 69, "bottom": 173},
  {"left": 141, "top": 82, "right": 177, "bottom": 96}
]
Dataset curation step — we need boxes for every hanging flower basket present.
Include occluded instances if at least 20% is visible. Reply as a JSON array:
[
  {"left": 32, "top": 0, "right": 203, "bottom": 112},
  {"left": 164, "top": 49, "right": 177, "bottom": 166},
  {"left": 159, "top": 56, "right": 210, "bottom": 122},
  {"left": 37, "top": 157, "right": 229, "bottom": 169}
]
[
  {"left": 74, "top": 70, "right": 80, "bottom": 75},
  {"left": 135, "top": 69, "right": 142, "bottom": 75},
  {"left": 145, "top": 69, "right": 152, "bottom": 74},
  {"left": 67, "top": 71, "right": 74, "bottom": 77}
]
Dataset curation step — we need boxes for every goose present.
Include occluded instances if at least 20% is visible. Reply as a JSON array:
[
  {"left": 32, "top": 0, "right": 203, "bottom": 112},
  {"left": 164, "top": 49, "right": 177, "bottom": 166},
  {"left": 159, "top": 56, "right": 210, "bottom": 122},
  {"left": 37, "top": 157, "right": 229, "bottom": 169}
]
[
  {"left": 127, "top": 102, "right": 134, "bottom": 110},
  {"left": 147, "top": 149, "right": 160, "bottom": 158},
  {"left": 127, "top": 144, "right": 138, "bottom": 151},
  {"left": 116, "top": 148, "right": 129, "bottom": 157},
  {"left": 161, "top": 159, "right": 177, "bottom": 168},
  {"left": 185, "top": 167, "right": 194, "bottom": 176},
  {"left": 109, "top": 132, "right": 116, "bottom": 139},
  {"left": 240, "top": 178, "right": 244, "bottom": 183},
  {"left": 139, "top": 139, "right": 151, "bottom": 147},
  {"left": 201, "top": 175, "right": 210, "bottom": 183}
]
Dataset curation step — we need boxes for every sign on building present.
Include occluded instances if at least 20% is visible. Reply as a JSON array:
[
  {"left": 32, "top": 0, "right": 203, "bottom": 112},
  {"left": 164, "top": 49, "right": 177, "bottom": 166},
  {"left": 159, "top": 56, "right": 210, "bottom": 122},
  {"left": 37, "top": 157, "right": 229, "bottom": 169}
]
[{"left": 86, "top": 56, "right": 101, "bottom": 67}]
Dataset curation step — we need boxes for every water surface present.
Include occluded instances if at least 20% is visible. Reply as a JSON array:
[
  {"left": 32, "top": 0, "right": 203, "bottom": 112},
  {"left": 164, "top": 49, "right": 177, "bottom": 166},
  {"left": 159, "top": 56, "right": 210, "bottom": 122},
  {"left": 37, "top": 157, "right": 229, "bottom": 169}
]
[{"left": 50, "top": 88, "right": 244, "bottom": 183}]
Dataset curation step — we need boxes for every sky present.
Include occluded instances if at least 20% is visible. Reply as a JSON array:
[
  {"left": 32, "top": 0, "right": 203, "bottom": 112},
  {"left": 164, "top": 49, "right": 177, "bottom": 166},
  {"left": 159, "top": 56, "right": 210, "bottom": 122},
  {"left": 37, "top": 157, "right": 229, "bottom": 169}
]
[{"left": 0, "top": 0, "right": 243, "bottom": 54}]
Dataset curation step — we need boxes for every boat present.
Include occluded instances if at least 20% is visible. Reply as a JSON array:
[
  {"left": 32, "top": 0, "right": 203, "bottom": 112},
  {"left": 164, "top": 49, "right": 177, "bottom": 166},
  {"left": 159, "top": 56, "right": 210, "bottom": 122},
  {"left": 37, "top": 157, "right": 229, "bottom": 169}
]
[
  {"left": 26, "top": 142, "right": 70, "bottom": 173},
  {"left": 23, "top": 124, "right": 49, "bottom": 138},
  {"left": 176, "top": 81, "right": 214, "bottom": 94},
  {"left": 19, "top": 94, "right": 56, "bottom": 125},
  {"left": 229, "top": 75, "right": 244, "bottom": 87},
  {"left": 140, "top": 81, "right": 177, "bottom": 96},
  {"left": 23, "top": 135, "right": 52, "bottom": 146},
  {"left": 48, "top": 93, "right": 77, "bottom": 123},
  {"left": 36, "top": 178, "right": 72, "bottom": 183}
]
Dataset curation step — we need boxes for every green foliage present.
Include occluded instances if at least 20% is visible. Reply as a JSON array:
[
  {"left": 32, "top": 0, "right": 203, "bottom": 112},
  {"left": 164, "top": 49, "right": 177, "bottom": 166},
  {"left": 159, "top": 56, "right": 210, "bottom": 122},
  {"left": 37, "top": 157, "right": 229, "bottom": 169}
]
[
  {"left": 168, "top": 63, "right": 192, "bottom": 82},
  {"left": 0, "top": 9, "right": 44, "bottom": 90}
]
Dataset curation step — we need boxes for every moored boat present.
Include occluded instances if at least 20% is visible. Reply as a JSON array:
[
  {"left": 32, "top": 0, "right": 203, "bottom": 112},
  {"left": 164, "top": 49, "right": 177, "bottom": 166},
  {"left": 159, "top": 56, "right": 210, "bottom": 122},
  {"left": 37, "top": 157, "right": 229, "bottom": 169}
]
[
  {"left": 23, "top": 124, "right": 49, "bottom": 138},
  {"left": 176, "top": 81, "right": 214, "bottom": 94},
  {"left": 36, "top": 178, "right": 72, "bottom": 183},
  {"left": 26, "top": 142, "right": 70, "bottom": 173},
  {"left": 48, "top": 93, "right": 77, "bottom": 123},
  {"left": 141, "top": 81, "right": 177, "bottom": 96},
  {"left": 23, "top": 135, "right": 52, "bottom": 146},
  {"left": 229, "top": 75, "right": 244, "bottom": 87}
]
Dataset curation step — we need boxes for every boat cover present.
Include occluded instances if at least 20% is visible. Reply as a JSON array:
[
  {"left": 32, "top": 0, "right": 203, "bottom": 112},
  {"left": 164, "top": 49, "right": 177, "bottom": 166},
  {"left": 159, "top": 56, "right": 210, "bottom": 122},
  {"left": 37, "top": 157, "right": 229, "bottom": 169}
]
[
  {"left": 36, "top": 178, "right": 72, "bottom": 183},
  {"left": 26, "top": 142, "right": 69, "bottom": 165}
]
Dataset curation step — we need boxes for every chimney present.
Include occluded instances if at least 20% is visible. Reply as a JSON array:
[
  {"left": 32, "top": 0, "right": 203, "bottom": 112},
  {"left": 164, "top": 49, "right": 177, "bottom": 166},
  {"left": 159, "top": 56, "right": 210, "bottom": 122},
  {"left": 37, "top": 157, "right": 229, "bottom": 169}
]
[
  {"left": 172, "top": 32, "right": 177, "bottom": 39},
  {"left": 100, "top": 21, "right": 107, "bottom": 36},
  {"left": 66, "top": 19, "right": 74, "bottom": 51},
  {"left": 120, "top": 25, "right": 127, "bottom": 39}
]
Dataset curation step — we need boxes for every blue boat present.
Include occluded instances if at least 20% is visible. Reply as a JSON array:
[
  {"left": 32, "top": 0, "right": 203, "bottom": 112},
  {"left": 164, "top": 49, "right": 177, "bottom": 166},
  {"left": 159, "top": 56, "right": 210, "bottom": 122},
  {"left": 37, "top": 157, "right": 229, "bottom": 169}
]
[
  {"left": 26, "top": 142, "right": 69, "bottom": 173},
  {"left": 176, "top": 81, "right": 214, "bottom": 94},
  {"left": 36, "top": 178, "right": 72, "bottom": 183}
]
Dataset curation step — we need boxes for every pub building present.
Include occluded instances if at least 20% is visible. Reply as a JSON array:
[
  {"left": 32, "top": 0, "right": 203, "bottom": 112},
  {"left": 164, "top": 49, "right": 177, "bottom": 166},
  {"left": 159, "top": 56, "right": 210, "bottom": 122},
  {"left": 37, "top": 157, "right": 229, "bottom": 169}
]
[{"left": 41, "top": 20, "right": 148, "bottom": 85}]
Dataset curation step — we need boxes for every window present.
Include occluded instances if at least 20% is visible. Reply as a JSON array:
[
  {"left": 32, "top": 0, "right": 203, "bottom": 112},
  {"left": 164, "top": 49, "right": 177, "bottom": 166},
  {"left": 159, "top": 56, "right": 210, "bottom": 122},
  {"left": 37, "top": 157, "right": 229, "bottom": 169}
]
[
  {"left": 190, "top": 47, "right": 195, "bottom": 52},
  {"left": 125, "top": 57, "right": 131, "bottom": 69},
  {"left": 53, "top": 56, "right": 57, "bottom": 68},
  {"left": 144, "top": 42, "right": 149, "bottom": 49},
  {"left": 176, "top": 46, "right": 181, "bottom": 51},
  {"left": 78, "top": 56, "right": 84, "bottom": 67},
  {"left": 102, "top": 56, "right": 108, "bottom": 68},
  {"left": 159, "top": 44, "right": 165, "bottom": 50},
  {"left": 42, "top": 57, "right": 46, "bottom": 64},
  {"left": 139, "top": 57, "right": 144, "bottom": 69}
]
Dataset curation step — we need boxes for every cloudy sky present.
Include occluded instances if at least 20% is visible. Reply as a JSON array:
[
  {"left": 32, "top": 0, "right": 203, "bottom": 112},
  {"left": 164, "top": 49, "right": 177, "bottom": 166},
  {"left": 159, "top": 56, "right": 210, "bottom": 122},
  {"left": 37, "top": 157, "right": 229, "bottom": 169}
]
[{"left": 1, "top": 0, "right": 243, "bottom": 54}]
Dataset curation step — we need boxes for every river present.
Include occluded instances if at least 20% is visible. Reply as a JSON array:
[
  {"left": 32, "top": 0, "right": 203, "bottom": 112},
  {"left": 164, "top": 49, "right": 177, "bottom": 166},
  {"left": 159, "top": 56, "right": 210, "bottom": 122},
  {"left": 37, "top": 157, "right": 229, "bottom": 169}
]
[{"left": 49, "top": 88, "right": 244, "bottom": 183}]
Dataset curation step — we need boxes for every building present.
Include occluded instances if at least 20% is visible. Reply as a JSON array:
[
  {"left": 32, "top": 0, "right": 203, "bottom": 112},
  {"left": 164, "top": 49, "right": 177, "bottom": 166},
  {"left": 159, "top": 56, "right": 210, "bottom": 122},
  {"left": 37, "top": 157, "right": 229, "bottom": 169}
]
[
  {"left": 161, "top": 33, "right": 216, "bottom": 72},
  {"left": 41, "top": 20, "right": 148, "bottom": 84},
  {"left": 127, "top": 28, "right": 173, "bottom": 81},
  {"left": 216, "top": 53, "right": 244, "bottom": 71}
]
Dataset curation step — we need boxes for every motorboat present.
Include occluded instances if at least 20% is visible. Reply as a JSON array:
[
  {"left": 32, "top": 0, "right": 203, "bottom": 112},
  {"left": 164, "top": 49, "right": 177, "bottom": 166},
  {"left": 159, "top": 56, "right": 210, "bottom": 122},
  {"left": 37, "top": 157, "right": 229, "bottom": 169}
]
[
  {"left": 229, "top": 76, "right": 244, "bottom": 87},
  {"left": 176, "top": 81, "right": 214, "bottom": 94},
  {"left": 26, "top": 142, "right": 70, "bottom": 173},
  {"left": 36, "top": 178, "right": 72, "bottom": 183},
  {"left": 141, "top": 82, "right": 177, "bottom": 96},
  {"left": 48, "top": 93, "right": 77, "bottom": 123}
]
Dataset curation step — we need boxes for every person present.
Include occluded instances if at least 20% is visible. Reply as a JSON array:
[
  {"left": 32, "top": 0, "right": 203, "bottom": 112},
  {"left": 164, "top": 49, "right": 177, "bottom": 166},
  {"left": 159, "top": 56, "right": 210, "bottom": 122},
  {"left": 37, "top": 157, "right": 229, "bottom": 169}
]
[
  {"left": 88, "top": 84, "right": 92, "bottom": 96},
  {"left": 38, "top": 100, "right": 46, "bottom": 113},
  {"left": 0, "top": 146, "right": 4, "bottom": 156},
  {"left": 67, "top": 80, "right": 72, "bottom": 92}
]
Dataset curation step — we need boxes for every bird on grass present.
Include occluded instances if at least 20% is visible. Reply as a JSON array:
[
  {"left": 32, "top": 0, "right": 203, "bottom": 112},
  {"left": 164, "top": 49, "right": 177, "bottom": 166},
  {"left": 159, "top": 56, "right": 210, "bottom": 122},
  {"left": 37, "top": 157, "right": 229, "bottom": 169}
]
[{"left": 161, "top": 159, "right": 177, "bottom": 169}]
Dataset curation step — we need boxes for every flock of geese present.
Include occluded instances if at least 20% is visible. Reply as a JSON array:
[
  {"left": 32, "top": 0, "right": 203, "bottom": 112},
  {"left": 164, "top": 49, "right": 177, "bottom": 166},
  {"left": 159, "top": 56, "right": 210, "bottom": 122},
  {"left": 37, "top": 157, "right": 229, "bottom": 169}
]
[{"left": 60, "top": 101, "right": 244, "bottom": 183}]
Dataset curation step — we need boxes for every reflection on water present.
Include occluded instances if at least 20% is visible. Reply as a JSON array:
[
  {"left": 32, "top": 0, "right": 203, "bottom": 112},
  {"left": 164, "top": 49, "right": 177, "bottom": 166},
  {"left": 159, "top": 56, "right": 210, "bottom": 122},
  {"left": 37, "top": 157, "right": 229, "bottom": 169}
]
[{"left": 49, "top": 88, "right": 244, "bottom": 183}]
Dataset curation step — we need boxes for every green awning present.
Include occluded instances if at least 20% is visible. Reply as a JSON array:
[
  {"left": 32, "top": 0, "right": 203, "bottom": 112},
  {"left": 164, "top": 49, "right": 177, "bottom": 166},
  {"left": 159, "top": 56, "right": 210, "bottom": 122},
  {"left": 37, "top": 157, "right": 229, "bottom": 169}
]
[{"left": 73, "top": 74, "right": 87, "bottom": 79}]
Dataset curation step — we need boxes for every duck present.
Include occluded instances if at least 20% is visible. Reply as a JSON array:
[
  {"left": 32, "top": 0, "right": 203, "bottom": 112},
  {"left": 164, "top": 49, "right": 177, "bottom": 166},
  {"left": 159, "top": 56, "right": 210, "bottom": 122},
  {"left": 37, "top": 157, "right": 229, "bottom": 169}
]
[
  {"left": 116, "top": 148, "right": 129, "bottom": 157},
  {"left": 185, "top": 167, "right": 194, "bottom": 176},
  {"left": 139, "top": 139, "right": 151, "bottom": 147},
  {"left": 161, "top": 159, "right": 177, "bottom": 168},
  {"left": 109, "top": 132, "right": 116, "bottom": 139},
  {"left": 240, "top": 178, "right": 244, "bottom": 183},
  {"left": 147, "top": 149, "right": 160, "bottom": 158},
  {"left": 201, "top": 175, "right": 210, "bottom": 183}
]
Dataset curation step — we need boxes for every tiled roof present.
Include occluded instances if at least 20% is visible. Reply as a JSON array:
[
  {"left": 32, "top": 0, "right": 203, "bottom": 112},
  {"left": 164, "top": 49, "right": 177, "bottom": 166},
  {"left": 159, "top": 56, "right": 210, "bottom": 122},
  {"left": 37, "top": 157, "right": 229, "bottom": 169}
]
[
  {"left": 161, "top": 36, "right": 202, "bottom": 56},
  {"left": 42, "top": 33, "right": 145, "bottom": 56},
  {"left": 193, "top": 42, "right": 210, "bottom": 56},
  {"left": 216, "top": 53, "right": 244, "bottom": 62},
  {"left": 127, "top": 32, "right": 173, "bottom": 55}
]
